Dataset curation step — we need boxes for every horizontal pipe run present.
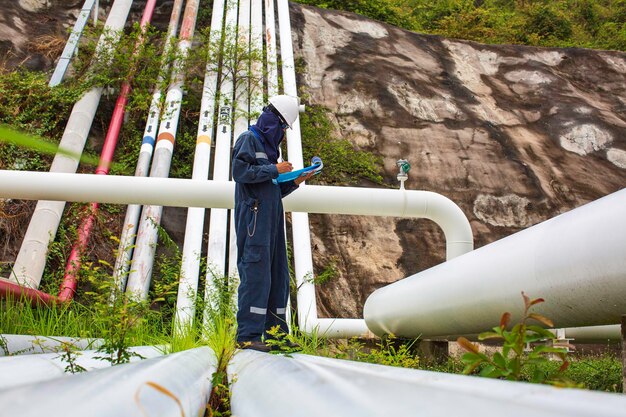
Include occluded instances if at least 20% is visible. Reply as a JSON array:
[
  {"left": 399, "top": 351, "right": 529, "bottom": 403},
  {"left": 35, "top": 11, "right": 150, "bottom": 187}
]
[
  {"left": 229, "top": 351, "right": 626, "bottom": 417},
  {"left": 364, "top": 188, "right": 626, "bottom": 338},
  {"left": 314, "top": 318, "right": 374, "bottom": 338},
  {"left": 0, "top": 347, "right": 216, "bottom": 417},
  {"left": 0, "top": 171, "right": 473, "bottom": 252},
  {"left": 555, "top": 324, "right": 622, "bottom": 342},
  {"left": 0, "top": 334, "right": 103, "bottom": 357},
  {"left": 0, "top": 346, "right": 162, "bottom": 390}
]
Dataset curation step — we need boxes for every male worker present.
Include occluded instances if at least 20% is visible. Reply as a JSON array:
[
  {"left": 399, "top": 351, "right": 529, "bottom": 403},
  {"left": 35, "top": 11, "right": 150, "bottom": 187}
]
[{"left": 232, "top": 95, "right": 314, "bottom": 352}]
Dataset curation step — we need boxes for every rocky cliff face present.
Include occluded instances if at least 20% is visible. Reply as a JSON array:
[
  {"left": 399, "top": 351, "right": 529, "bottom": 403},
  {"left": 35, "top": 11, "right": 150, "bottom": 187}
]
[
  {"left": 0, "top": 1, "right": 173, "bottom": 71},
  {"left": 289, "top": 4, "right": 626, "bottom": 319}
]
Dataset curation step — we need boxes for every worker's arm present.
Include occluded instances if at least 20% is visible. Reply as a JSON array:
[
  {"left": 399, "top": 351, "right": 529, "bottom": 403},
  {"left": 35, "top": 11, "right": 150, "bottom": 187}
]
[{"left": 232, "top": 135, "right": 280, "bottom": 183}]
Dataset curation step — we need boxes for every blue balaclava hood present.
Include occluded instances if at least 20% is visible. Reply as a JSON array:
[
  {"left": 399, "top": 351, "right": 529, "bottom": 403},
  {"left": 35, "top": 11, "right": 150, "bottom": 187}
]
[{"left": 250, "top": 109, "right": 284, "bottom": 163}]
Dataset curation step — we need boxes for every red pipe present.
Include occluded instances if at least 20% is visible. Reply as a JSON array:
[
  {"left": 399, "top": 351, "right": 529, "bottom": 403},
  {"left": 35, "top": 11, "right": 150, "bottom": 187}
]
[
  {"left": 59, "top": 0, "right": 158, "bottom": 302},
  {"left": 0, "top": 279, "right": 59, "bottom": 306}
]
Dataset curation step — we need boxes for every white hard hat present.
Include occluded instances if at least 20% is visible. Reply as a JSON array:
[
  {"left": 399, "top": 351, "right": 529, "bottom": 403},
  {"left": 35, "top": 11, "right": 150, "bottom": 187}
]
[{"left": 268, "top": 95, "right": 299, "bottom": 128}]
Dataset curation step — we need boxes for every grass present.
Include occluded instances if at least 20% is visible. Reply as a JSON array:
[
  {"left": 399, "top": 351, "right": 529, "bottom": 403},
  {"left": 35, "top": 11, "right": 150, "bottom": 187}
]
[{"left": 0, "top": 295, "right": 168, "bottom": 347}]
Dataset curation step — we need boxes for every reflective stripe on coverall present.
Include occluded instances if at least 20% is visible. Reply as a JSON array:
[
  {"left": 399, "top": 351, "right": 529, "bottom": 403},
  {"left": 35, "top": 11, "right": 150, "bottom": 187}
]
[{"left": 232, "top": 130, "right": 298, "bottom": 342}]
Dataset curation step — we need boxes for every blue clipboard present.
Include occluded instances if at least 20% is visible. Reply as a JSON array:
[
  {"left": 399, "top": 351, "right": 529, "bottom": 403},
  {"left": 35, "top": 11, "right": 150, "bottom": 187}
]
[{"left": 272, "top": 156, "right": 323, "bottom": 184}]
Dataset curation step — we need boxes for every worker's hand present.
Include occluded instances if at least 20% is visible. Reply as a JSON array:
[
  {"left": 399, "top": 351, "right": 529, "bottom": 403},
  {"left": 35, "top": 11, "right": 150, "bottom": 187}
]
[
  {"left": 295, "top": 171, "right": 315, "bottom": 185},
  {"left": 276, "top": 161, "right": 293, "bottom": 174}
]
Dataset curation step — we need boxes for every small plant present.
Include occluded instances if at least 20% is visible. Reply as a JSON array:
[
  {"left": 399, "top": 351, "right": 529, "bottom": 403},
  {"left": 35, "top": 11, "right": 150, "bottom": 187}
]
[
  {"left": 457, "top": 292, "right": 579, "bottom": 386},
  {"left": 202, "top": 271, "right": 238, "bottom": 417},
  {"left": 56, "top": 341, "right": 87, "bottom": 374},
  {"left": 313, "top": 257, "right": 339, "bottom": 286},
  {"left": 356, "top": 335, "right": 420, "bottom": 368},
  {"left": 82, "top": 260, "right": 150, "bottom": 365}
]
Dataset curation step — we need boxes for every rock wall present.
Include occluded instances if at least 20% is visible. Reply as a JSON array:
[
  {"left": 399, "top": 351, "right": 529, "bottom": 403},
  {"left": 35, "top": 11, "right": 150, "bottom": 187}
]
[
  {"left": 0, "top": 1, "right": 174, "bottom": 71},
  {"left": 290, "top": 3, "right": 626, "bottom": 318}
]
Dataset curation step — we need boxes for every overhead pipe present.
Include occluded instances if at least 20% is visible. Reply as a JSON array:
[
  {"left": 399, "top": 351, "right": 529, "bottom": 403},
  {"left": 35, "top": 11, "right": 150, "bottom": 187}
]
[
  {"left": 113, "top": 0, "right": 186, "bottom": 291},
  {"left": 11, "top": 0, "right": 134, "bottom": 289},
  {"left": 0, "top": 347, "right": 216, "bottom": 417},
  {"left": 125, "top": 0, "right": 201, "bottom": 299},
  {"left": 364, "top": 188, "right": 626, "bottom": 338},
  {"left": 175, "top": 0, "right": 226, "bottom": 330},
  {"left": 0, "top": 170, "right": 473, "bottom": 337},
  {"left": 0, "top": 346, "right": 162, "bottom": 390},
  {"left": 0, "top": 334, "right": 102, "bottom": 357},
  {"left": 60, "top": 0, "right": 158, "bottom": 303},
  {"left": 204, "top": 0, "right": 238, "bottom": 320},
  {"left": 49, "top": 0, "right": 97, "bottom": 87},
  {"left": 229, "top": 350, "right": 626, "bottom": 417}
]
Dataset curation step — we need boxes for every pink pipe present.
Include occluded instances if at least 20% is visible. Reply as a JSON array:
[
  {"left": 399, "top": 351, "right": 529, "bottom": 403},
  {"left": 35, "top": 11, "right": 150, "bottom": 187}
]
[
  {"left": 0, "top": 279, "right": 59, "bottom": 306},
  {"left": 59, "top": 0, "right": 158, "bottom": 302}
]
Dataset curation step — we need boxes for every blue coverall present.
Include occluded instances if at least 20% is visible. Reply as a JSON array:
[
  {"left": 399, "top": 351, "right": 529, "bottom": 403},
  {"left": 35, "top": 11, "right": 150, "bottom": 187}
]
[{"left": 232, "top": 130, "right": 298, "bottom": 343}]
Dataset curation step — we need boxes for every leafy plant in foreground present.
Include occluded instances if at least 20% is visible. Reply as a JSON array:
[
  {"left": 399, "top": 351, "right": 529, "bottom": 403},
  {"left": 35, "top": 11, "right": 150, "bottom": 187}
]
[
  {"left": 457, "top": 292, "right": 579, "bottom": 386},
  {"left": 56, "top": 341, "right": 87, "bottom": 374}
]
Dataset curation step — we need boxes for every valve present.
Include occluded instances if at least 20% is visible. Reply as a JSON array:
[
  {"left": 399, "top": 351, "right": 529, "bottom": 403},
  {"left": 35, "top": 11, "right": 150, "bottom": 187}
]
[{"left": 396, "top": 159, "right": 410, "bottom": 190}]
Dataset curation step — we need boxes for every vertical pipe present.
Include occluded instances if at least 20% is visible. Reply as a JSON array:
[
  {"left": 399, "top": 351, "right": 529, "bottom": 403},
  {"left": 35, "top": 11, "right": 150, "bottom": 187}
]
[
  {"left": 112, "top": 0, "right": 185, "bottom": 292},
  {"left": 204, "top": 0, "right": 238, "bottom": 319},
  {"left": 125, "top": 0, "right": 201, "bottom": 299},
  {"left": 93, "top": 0, "right": 99, "bottom": 26},
  {"left": 250, "top": 0, "right": 264, "bottom": 113},
  {"left": 227, "top": 0, "right": 251, "bottom": 280},
  {"left": 175, "top": 0, "right": 227, "bottom": 329},
  {"left": 49, "top": 0, "right": 97, "bottom": 87},
  {"left": 276, "top": 0, "right": 317, "bottom": 332},
  {"left": 59, "top": 0, "right": 158, "bottom": 302},
  {"left": 226, "top": 0, "right": 253, "bottom": 314},
  {"left": 264, "top": 0, "right": 278, "bottom": 99},
  {"left": 11, "top": 0, "right": 134, "bottom": 289}
]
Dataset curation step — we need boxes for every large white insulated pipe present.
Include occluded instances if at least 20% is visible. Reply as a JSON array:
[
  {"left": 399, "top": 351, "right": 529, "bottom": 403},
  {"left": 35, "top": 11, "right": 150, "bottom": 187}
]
[
  {"left": 113, "top": 0, "right": 185, "bottom": 290},
  {"left": 0, "top": 334, "right": 102, "bottom": 357},
  {"left": 0, "top": 347, "right": 216, "bottom": 417},
  {"left": 175, "top": 0, "right": 226, "bottom": 331},
  {"left": 0, "top": 346, "right": 162, "bottom": 390},
  {"left": 11, "top": 0, "right": 134, "bottom": 289},
  {"left": 229, "top": 350, "right": 626, "bottom": 417},
  {"left": 364, "top": 188, "right": 626, "bottom": 339}
]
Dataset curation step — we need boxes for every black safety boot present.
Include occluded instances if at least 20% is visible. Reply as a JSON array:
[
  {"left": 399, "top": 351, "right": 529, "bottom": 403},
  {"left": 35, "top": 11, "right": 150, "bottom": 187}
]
[{"left": 238, "top": 340, "right": 271, "bottom": 353}]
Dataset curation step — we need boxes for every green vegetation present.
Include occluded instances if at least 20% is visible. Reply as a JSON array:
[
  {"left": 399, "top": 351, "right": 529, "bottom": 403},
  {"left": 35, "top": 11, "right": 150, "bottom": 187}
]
[
  {"left": 457, "top": 292, "right": 578, "bottom": 386},
  {"left": 524, "top": 354, "right": 623, "bottom": 392},
  {"left": 300, "top": 105, "right": 384, "bottom": 185},
  {"left": 295, "top": 0, "right": 626, "bottom": 51}
]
